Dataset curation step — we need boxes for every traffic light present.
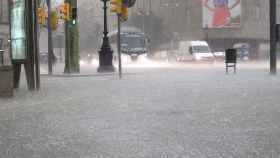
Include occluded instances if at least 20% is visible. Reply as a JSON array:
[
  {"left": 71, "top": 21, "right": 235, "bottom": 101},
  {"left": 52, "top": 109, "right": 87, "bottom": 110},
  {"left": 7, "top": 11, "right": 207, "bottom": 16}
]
[
  {"left": 37, "top": 7, "right": 46, "bottom": 26},
  {"left": 71, "top": 7, "right": 77, "bottom": 25},
  {"left": 120, "top": 5, "right": 128, "bottom": 21},
  {"left": 110, "top": 0, "right": 122, "bottom": 14},
  {"left": 122, "top": 0, "right": 136, "bottom": 8},
  {"left": 110, "top": 0, "right": 129, "bottom": 21},
  {"left": 122, "top": 0, "right": 129, "bottom": 6},
  {"left": 59, "top": 3, "right": 71, "bottom": 21}
]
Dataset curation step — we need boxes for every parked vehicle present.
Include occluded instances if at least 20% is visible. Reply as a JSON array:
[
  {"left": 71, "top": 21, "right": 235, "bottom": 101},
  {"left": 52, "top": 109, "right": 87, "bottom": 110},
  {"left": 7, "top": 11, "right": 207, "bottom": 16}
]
[
  {"left": 176, "top": 41, "right": 214, "bottom": 61},
  {"left": 80, "top": 53, "right": 95, "bottom": 65},
  {"left": 233, "top": 43, "right": 250, "bottom": 61},
  {"left": 213, "top": 51, "right": 225, "bottom": 60}
]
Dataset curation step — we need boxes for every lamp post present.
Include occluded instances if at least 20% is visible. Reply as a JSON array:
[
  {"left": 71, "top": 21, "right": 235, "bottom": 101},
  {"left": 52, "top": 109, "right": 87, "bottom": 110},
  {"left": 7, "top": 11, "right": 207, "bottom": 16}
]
[{"left": 97, "top": 0, "right": 115, "bottom": 73}]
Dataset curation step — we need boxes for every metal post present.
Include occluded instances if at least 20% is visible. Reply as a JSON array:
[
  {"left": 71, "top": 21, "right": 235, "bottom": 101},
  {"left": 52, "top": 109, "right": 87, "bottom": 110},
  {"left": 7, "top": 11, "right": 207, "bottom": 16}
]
[
  {"left": 47, "top": 0, "right": 53, "bottom": 75},
  {"left": 34, "top": 0, "right": 40, "bottom": 90},
  {"left": 270, "top": 0, "right": 277, "bottom": 75},
  {"left": 117, "top": 14, "right": 122, "bottom": 78}
]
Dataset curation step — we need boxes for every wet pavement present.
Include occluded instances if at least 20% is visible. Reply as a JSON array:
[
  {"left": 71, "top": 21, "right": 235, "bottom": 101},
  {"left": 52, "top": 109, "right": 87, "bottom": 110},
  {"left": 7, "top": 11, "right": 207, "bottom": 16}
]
[{"left": 0, "top": 61, "right": 280, "bottom": 158}]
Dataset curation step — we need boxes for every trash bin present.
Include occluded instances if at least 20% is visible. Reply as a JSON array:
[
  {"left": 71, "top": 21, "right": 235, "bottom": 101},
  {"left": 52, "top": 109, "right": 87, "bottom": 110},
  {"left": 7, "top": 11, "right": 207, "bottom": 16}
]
[
  {"left": 0, "top": 50, "right": 4, "bottom": 66},
  {"left": 225, "top": 49, "right": 237, "bottom": 74}
]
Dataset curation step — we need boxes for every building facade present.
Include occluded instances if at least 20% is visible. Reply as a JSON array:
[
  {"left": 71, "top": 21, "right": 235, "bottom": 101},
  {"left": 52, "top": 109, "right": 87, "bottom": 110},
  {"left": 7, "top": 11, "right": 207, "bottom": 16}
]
[
  {"left": 131, "top": 0, "right": 271, "bottom": 58},
  {"left": 75, "top": 0, "right": 274, "bottom": 58},
  {"left": 0, "top": 0, "right": 10, "bottom": 65}
]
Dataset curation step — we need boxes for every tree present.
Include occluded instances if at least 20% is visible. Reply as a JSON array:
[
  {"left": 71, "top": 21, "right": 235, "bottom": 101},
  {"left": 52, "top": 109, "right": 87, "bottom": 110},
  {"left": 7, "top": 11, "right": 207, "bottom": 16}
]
[{"left": 64, "top": 0, "right": 80, "bottom": 73}]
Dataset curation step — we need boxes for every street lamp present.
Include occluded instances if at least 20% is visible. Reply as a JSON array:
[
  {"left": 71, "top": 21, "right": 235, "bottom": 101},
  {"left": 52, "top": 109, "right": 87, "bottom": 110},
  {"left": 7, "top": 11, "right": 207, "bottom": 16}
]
[{"left": 97, "top": 0, "right": 115, "bottom": 73}]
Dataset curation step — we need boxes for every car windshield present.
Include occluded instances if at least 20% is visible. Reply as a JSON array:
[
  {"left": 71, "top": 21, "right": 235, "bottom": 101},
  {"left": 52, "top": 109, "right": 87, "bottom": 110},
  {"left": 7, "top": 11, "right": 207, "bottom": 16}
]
[
  {"left": 192, "top": 46, "right": 210, "bottom": 53},
  {"left": 122, "top": 36, "right": 145, "bottom": 48}
]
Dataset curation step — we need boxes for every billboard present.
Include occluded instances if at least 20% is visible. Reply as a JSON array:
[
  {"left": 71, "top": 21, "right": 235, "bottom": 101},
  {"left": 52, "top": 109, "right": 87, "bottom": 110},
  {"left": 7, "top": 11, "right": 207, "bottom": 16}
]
[
  {"left": 203, "top": 0, "right": 241, "bottom": 28},
  {"left": 10, "top": 0, "right": 26, "bottom": 60}
]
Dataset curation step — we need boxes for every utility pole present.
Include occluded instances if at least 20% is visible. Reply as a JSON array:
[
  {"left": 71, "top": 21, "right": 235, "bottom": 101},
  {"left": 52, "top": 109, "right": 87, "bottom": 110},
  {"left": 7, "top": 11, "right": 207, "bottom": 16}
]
[
  {"left": 47, "top": 0, "right": 53, "bottom": 75},
  {"left": 270, "top": 0, "right": 277, "bottom": 75}
]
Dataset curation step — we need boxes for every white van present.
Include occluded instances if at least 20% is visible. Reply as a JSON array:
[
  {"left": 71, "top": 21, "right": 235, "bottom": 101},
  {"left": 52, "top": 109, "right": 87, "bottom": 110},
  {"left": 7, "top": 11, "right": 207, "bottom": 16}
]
[{"left": 177, "top": 41, "right": 214, "bottom": 61}]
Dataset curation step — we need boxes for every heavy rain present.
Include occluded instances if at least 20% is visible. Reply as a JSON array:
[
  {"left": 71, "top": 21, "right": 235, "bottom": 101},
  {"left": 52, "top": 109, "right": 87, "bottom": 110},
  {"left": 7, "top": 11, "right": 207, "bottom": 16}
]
[{"left": 0, "top": 0, "right": 280, "bottom": 158}]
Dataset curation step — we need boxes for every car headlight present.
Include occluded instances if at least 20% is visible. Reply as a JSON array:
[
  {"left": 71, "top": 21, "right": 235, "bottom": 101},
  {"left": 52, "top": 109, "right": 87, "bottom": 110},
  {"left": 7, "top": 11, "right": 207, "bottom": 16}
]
[
  {"left": 91, "top": 59, "right": 98, "bottom": 65},
  {"left": 214, "top": 52, "right": 225, "bottom": 56},
  {"left": 79, "top": 60, "right": 85, "bottom": 65},
  {"left": 195, "top": 55, "right": 202, "bottom": 60}
]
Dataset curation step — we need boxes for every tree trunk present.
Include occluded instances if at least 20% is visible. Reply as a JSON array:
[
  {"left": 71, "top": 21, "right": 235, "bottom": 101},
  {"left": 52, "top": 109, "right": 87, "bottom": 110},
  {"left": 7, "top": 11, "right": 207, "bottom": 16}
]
[{"left": 64, "top": 0, "right": 80, "bottom": 73}]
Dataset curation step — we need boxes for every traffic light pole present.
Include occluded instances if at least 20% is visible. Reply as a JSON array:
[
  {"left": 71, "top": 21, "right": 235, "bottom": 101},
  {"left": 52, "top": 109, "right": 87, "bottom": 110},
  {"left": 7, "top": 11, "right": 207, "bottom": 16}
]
[
  {"left": 270, "top": 0, "right": 277, "bottom": 75},
  {"left": 47, "top": 0, "right": 53, "bottom": 75},
  {"left": 117, "top": 14, "right": 122, "bottom": 78}
]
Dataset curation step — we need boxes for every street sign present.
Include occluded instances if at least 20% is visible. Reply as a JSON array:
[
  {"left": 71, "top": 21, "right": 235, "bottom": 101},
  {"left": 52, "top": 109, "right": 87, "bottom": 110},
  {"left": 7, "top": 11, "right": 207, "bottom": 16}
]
[{"left": 10, "top": 0, "right": 27, "bottom": 61}]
